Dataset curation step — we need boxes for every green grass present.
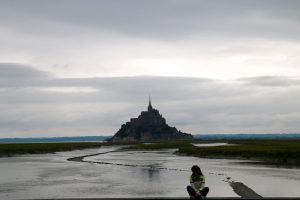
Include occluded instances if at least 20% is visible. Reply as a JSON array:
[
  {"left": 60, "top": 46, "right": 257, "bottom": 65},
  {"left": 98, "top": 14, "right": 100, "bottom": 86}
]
[
  {"left": 0, "top": 142, "right": 103, "bottom": 157},
  {"left": 177, "top": 140, "right": 300, "bottom": 166}
]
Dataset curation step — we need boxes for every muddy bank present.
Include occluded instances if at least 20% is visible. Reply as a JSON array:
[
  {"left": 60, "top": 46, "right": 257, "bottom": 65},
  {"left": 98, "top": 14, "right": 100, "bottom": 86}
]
[{"left": 230, "top": 181, "right": 262, "bottom": 198}]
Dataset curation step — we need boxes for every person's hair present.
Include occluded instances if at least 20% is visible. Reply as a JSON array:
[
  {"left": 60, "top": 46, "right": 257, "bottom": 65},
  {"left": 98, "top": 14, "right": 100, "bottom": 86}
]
[{"left": 191, "top": 165, "right": 203, "bottom": 180}]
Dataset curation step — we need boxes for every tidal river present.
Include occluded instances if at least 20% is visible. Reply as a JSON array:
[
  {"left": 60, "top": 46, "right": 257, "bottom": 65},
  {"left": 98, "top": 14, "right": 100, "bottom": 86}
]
[{"left": 0, "top": 144, "right": 299, "bottom": 199}]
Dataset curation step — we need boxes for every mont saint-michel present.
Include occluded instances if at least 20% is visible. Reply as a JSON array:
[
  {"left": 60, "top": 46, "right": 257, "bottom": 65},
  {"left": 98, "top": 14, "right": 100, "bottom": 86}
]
[{"left": 111, "top": 99, "right": 193, "bottom": 142}]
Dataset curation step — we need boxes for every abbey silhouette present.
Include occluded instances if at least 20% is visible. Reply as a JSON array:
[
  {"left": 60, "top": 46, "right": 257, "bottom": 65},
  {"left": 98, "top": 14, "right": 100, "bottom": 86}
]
[{"left": 111, "top": 98, "right": 193, "bottom": 142}]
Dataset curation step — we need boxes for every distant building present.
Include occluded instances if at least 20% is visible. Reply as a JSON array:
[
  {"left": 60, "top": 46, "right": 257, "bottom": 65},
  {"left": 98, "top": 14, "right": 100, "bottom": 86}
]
[{"left": 111, "top": 98, "right": 193, "bottom": 142}]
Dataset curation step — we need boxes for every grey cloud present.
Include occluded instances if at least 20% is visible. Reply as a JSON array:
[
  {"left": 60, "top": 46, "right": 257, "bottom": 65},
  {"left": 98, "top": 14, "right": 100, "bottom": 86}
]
[
  {"left": 1, "top": 0, "right": 300, "bottom": 42},
  {"left": 0, "top": 63, "right": 50, "bottom": 79},
  {"left": 0, "top": 63, "right": 53, "bottom": 89},
  {"left": 239, "top": 76, "right": 300, "bottom": 87},
  {"left": 0, "top": 64, "right": 249, "bottom": 104}
]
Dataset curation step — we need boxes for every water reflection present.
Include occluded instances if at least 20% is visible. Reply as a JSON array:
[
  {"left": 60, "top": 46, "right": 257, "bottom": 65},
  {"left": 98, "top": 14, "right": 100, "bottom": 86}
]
[{"left": 143, "top": 164, "right": 160, "bottom": 181}]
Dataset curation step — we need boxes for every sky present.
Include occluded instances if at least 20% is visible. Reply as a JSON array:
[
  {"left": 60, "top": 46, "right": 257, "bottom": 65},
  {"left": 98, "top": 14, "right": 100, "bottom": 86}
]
[{"left": 0, "top": 0, "right": 300, "bottom": 138}]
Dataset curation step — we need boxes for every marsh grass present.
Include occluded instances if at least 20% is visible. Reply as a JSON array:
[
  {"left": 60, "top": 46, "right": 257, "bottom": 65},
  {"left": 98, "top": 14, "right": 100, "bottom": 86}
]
[
  {"left": 125, "top": 140, "right": 300, "bottom": 166},
  {"left": 0, "top": 142, "right": 103, "bottom": 157},
  {"left": 178, "top": 140, "right": 300, "bottom": 166}
]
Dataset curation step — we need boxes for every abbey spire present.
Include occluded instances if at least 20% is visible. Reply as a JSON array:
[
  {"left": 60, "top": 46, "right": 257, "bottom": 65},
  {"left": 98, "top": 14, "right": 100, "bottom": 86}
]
[{"left": 148, "top": 96, "right": 153, "bottom": 111}]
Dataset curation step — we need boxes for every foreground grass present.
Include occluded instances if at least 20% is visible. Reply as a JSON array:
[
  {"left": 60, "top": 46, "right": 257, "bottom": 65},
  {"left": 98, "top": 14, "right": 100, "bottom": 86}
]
[
  {"left": 0, "top": 142, "right": 103, "bottom": 157},
  {"left": 178, "top": 140, "right": 300, "bottom": 166}
]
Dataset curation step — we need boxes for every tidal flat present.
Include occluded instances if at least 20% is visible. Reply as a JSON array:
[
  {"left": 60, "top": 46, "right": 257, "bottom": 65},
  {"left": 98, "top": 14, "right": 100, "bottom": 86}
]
[{"left": 0, "top": 144, "right": 300, "bottom": 199}]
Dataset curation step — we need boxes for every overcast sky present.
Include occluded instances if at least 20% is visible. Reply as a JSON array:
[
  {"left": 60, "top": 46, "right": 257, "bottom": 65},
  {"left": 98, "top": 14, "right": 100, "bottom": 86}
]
[{"left": 0, "top": 0, "right": 300, "bottom": 138}]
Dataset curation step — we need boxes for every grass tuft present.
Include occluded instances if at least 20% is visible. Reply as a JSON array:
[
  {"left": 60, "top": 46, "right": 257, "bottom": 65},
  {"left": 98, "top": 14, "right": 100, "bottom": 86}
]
[{"left": 178, "top": 140, "right": 300, "bottom": 166}]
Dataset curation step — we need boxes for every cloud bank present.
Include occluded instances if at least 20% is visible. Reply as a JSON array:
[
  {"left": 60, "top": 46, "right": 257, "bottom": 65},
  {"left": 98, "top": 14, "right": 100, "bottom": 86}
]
[{"left": 1, "top": 63, "right": 299, "bottom": 137}]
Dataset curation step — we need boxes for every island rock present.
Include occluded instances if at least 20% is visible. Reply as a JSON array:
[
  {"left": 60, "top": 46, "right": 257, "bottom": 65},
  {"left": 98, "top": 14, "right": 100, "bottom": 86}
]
[{"left": 111, "top": 99, "right": 193, "bottom": 142}]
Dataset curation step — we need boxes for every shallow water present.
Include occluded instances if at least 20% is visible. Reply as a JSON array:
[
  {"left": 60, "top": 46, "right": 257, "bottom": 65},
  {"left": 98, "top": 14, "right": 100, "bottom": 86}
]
[
  {"left": 192, "top": 142, "right": 233, "bottom": 147},
  {"left": 0, "top": 145, "right": 299, "bottom": 199}
]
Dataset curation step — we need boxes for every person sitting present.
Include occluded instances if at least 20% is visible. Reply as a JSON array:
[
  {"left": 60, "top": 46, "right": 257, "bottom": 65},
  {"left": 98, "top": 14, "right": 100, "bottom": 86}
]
[{"left": 187, "top": 165, "right": 209, "bottom": 199}]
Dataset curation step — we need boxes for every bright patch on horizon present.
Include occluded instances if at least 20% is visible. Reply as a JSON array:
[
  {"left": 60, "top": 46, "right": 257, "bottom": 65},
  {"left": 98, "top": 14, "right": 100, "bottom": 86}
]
[{"left": 41, "top": 87, "right": 98, "bottom": 93}]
